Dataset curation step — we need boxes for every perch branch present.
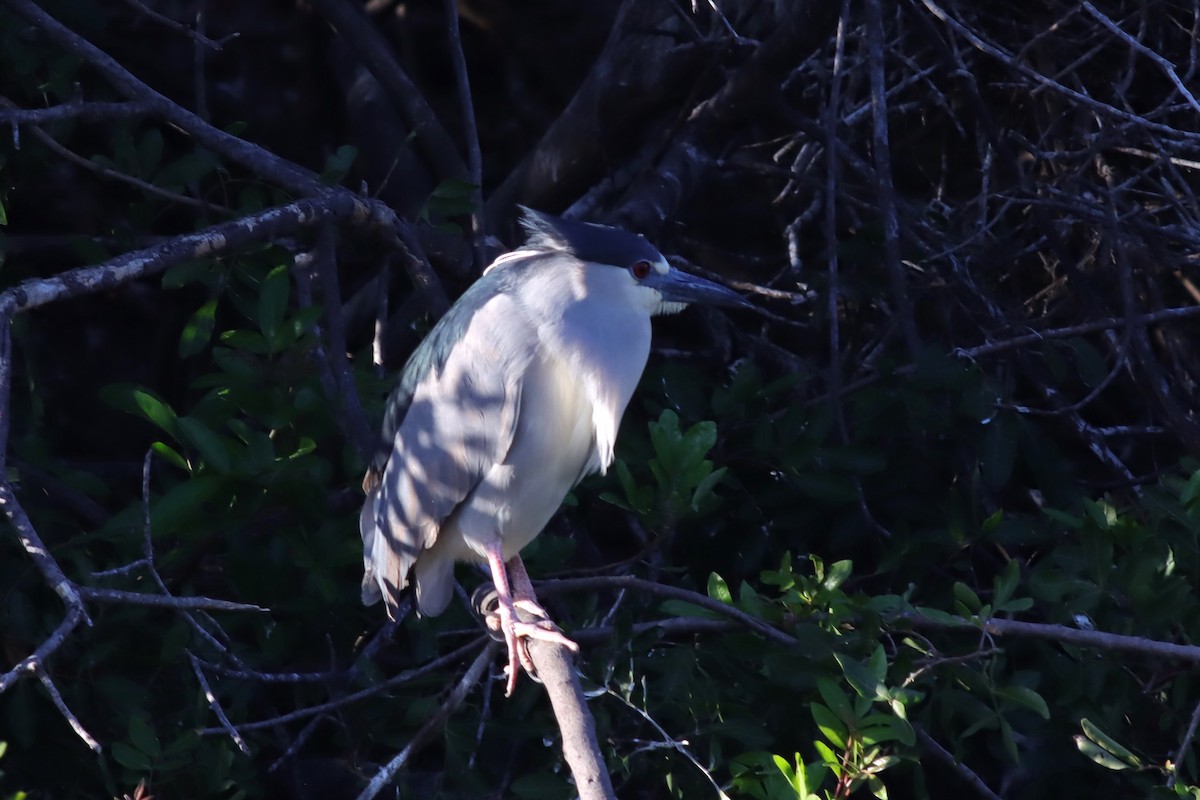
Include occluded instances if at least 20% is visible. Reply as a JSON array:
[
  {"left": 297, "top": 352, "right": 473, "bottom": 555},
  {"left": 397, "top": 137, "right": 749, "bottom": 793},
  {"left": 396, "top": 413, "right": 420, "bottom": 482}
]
[{"left": 525, "top": 636, "right": 617, "bottom": 800}]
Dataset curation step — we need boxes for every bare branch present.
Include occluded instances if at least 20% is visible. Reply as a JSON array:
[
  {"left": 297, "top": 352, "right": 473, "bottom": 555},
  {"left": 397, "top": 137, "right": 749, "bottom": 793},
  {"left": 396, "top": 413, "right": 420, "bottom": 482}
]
[
  {"left": 442, "top": 0, "right": 485, "bottom": 270},
  {"left": 0, "top": 98, "right": 155, "bottom": 125},
  {"left": 0, "top": 192, "right": 392, "bottom": 316},
  {"left": 314, "top": 221, "right": 376, "bottom": 461},
  {"left": 915, "top": 726, "right": 1002, "bottom": 800},
  {"left": 0, "top": 105, "right": 231, "bottom": 214},
  {"left": 1080, "top": 1, "right": 1200, "bottom": 116},
  {"left": 190, "top": 653, "right": 251, "bottom": 755},
  {"left": 525, "top": 637, "right": 617, "bottom": 800},
  {"left": 35, "top": 661, "right": 101, "bottom": 753},
  {"left": 117, "top": 0, "right": 238, "bottom": 51},
  {"left": 917, "top": 0, "right": 1200, "bottom": 146},
  {"left": 202, "top": 637, "right": 485, "bottom": 734},
  {"left": 904, "top": 612, "right": 1200, "bottom": 664},
  {"left": 76, "top": 586, "right": 267, "bottom": 613},
  {"left": 536, "top": 575, "right": 801, "bottom": 648},
  {"left": 865, "top": 0, "right": 920, "bottom": 358},
  {"left": 0, "top": 605, "right": 85, "bottom": 694}
]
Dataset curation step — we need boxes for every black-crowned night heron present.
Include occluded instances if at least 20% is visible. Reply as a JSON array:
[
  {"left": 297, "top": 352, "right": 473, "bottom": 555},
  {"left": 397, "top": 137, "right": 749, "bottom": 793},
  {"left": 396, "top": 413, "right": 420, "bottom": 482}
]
[{"left": 360, "top": 208, "right": 747, "bottom": 694}]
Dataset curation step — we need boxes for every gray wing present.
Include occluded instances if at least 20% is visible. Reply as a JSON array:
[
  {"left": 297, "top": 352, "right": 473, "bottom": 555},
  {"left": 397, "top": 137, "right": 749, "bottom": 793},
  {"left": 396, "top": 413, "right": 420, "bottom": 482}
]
[{"left": 360, "top": 291, "right": 537, "bottom": 616}]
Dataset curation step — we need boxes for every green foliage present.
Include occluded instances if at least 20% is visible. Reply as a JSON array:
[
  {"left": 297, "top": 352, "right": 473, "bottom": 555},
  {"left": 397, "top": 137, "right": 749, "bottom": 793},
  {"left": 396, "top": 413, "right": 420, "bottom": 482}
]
[
  {"left": 420, "top": 178, "right": 480, "bottom": 223},
  {"left": 605, "top": 409, "right": 726, "bottom": 526},
  {"left": 0, "top": 742, "right": 28, "bottom": 800}
]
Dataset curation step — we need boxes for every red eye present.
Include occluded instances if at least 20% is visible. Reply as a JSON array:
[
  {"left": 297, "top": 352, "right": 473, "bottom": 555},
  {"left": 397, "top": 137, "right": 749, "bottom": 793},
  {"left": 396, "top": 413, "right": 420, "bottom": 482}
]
[{"left": 630, "top": 260, "right": 652, "bottom": 280}]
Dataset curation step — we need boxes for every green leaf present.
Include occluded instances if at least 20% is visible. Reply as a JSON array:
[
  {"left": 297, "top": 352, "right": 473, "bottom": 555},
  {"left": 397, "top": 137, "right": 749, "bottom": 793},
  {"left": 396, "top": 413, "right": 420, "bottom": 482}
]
[
  {"left": 679, "top": 419, "right": 718, "bottom": 466},
  {"left": 981, "top": 509, "right": 1004, "bottom": 532},
  {"left": 110, "top": 741, "right": 152, "bottom": 771},
  {"left": 162, "top": 259, "right": 220, "bottom": 290},
  {"left": 823, "top": 559, "right": 853, "bottom": 591},
  {"left": 816, "top": 677, "right": 855, "bottom": 724},
  {"left": 219, "top": 329, "right": 270, "bottom": 354},
  {"left": 811, "top": 703, "right": 848, "bottom": 749},
  {"left": 1075, "top": 735, "right": 1131, "bottom": 771},
  {"left": 992, "top": 559, "right": 1020, "bottom": 609},
  {"left": 981, "top": 411, "right": 1018, "bottom": 491},
  {"left": 509, "top": 771, "right": 571, "bottom": 798},
  {"left": 1068, "top": 337, "right": 1109, "bottom": 388},
  {"left": 835, "top": 652, "right": 886, "bottom": 702},
  {"left": 996, "top": 685, "right": 1049, "bottom": 719},
  {"left": 708, "top": 572, "right": 733, "bottom": 604},
  {"left": 772, "top": 753, "right": 799, "bottom": 792},
  {"left": 952, "top": 582, "right": 982, "bottom": 613},
  {"left": 136, "top": 128, "right": 164, "bottom": 177},
  {"left": 258, "top": 264, "right": 290, "bottom": 344},
  {"left": 868, "top": 644, "right": 887, "bottom": 682},
  {"left": 180, "top": 297, "right": 218, "bottom": 358},
  {"left": 1080, "top": 719, "right": 1141, "bottom": 768},
  {"left": 320, "top": 144, "right": 358, "bottom": 184},
  {"left": 151, "top": 476, "right": 224, "bottom": 536},
  {"left": 177, "top": 417, "right": 233, "bottom": 474},
  {"left": 100, "top": 384, "right": 180, "bottom": 438},
  {"left": 813, "top": 740, "right": 841, "bottom": 777},
  {"left": 423, "top": 178, "right": 479, "bottom": 219},
  {"left": 912, "top": 606, "right": 960, "bottom": 624},
  {"left": 128, "top": 716, "right": 160, "bottom": 758},
  {"left": 859, "top": 714, "right": 915, "bottom": 747},
  {"left": 150, "top": 441, "right": 189, "bottom": 472}
]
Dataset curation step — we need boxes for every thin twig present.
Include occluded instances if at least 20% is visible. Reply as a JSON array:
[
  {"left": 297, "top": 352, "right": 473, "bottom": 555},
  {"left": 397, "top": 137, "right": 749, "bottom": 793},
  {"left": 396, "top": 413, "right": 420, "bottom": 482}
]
[
  {"left": 534, "top": 575, "right": 800, "bottom": 648},
  {"left": 606, "top": 687, "right": 728, "bottom": 799},
  {"left": 866, "top": 0, "right": 920, "bottom": 358},
  {"left": 918, "top": 0, "right": 1200, "bottom": 146},
  {"left": 35, "top": 663, "right": 101, "bottom": 753},
  {"left": 76, "top": 586, "right": 267, "bottom": 613},
  {"left": 315, "top": 221, "right": 376, "bottom": 461},
  {"left": 1169, "top": 696, "right": 1200, "bottom": 788},
  {"left": 442, "top": 0, "right": 485, "bottom": 271},
  {"left": 202, "top": 636, "right": 484, "bottom": 735},
  {"left": 915, "top": 726, "right": 1002, "bottom": 800},
  {"left": 189, "top": 653, "right": 251, "bottom": 755},
  {"left": 1081, "top": 1, "right": 1200, "bottom": 116},
  {"left": 118, "top": 0, "right": 237, "bottom": 51},
  {"left": 904, "top": 612, "right": 1200, "bottom": 663},
  {"left": 356, "top": 642, "right": 499, "bottom": 800},
  {"left": 0, "top": 605, "right": 85, "bottom": 693}
]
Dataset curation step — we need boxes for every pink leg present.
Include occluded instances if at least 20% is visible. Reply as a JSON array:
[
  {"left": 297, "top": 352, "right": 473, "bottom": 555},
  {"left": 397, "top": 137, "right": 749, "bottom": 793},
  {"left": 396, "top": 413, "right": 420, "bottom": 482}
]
[
  {"left": 508, "top": 554, "right": 563, "bottom": 622},
  {"left": 483, "top": 542, "right": 578, "bottom": 696}
]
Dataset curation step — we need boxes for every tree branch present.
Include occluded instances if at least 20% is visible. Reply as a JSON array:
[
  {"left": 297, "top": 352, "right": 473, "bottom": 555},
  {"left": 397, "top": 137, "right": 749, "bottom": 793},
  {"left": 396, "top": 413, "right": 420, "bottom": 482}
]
[{"left": 356, "top": 642, "right": 499, "bottom": 800}]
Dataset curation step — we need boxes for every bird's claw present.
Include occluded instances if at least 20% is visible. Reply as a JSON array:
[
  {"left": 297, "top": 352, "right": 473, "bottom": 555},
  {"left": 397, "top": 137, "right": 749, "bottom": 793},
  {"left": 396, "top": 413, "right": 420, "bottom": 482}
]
[{"left": 487, "top": 602, "right": 578, "bottom": 695}]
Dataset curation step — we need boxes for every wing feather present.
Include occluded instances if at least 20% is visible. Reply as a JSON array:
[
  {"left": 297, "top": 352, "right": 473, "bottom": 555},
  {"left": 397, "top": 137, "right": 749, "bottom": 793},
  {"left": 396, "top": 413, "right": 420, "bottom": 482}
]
[{"left": 360, "top": 292, "right": 537, "bottom": 615}]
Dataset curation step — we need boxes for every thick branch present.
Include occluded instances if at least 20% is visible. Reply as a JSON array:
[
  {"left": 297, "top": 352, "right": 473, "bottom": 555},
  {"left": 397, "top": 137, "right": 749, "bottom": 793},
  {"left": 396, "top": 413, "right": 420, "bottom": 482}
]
[
  {"left": 525, "top": 638, "right": 617, "bottom": 800},
  {"left": 0, "top": 193, "right": 389, "bottom": 317}
]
